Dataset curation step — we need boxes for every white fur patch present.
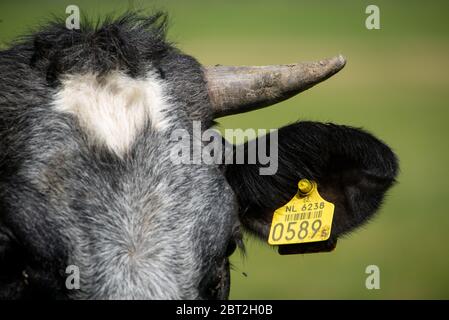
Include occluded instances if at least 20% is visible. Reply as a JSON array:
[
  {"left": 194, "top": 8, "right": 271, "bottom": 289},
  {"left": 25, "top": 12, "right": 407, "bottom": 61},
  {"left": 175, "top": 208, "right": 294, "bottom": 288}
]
[{"left": 53, "top": 71, "right": 170, "bottom": 156}]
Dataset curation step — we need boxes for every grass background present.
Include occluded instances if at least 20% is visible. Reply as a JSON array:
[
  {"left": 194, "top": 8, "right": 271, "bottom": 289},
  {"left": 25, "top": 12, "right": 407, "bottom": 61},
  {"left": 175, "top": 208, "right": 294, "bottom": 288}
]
[{"left": 1, "top": 0, "right": 448, "bottom": 299}]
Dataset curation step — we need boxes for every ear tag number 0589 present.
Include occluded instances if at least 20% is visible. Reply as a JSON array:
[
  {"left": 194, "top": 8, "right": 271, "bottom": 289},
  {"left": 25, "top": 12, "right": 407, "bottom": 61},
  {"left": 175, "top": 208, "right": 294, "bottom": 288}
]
[{"left": 268, "top": 179, "right": 335, "bottom": 245}]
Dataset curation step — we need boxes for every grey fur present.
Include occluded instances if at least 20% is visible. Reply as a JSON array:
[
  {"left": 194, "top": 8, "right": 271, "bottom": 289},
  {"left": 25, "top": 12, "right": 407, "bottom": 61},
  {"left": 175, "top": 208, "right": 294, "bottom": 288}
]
[{"left": 0, "top": 13, "right": 237, "bottom": 299}]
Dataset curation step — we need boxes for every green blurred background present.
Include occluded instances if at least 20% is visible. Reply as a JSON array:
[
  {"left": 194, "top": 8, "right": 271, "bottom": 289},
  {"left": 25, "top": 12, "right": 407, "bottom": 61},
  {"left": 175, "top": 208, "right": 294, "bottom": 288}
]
[{"left": 1, "top": 0, "right": 448, "bottom": 299}]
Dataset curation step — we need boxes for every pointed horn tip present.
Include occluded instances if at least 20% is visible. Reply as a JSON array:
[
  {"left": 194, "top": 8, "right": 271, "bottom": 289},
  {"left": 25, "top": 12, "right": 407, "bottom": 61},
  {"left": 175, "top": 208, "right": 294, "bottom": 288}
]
[
  {"left": 310, "top": 55, "right": 346, "bottom": 78},
  {"left": 329, "top": 54, "right": 346, "bottom": 69},
  {"left": 336, "top": 54, "right": 347, "bottom": 67},
  {"left": 319, "top": 54, "right": 346, "bottom": 69}
]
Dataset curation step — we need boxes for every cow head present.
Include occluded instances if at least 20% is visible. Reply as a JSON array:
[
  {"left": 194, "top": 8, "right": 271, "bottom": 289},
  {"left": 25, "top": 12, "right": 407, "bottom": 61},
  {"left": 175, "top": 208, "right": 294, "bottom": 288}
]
[{"left": 0, "top": 13, "right": 398, "bottom": 299}]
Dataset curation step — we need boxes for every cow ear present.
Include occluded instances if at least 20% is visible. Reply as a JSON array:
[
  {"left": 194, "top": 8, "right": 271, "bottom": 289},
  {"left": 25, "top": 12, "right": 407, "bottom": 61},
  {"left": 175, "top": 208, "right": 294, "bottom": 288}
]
[{"left": 225, "top": 121, "right": 398, "bottom": 253}]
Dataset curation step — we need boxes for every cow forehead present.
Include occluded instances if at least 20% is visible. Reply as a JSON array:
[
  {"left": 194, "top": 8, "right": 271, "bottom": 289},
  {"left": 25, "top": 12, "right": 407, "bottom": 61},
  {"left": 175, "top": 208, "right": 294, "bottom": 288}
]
[
  {"left": 52, "top": 71, "right": 173, "bottom": 157},
  {"left": 2, "top": 67, "right": 235, "bottom": 298}
]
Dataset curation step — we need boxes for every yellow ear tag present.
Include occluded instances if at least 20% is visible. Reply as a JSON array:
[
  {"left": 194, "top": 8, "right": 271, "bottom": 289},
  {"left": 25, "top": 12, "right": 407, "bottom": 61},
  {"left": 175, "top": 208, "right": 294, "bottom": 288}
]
[{"left": 268, "top": 179, "right": 335, "bottom": 245}]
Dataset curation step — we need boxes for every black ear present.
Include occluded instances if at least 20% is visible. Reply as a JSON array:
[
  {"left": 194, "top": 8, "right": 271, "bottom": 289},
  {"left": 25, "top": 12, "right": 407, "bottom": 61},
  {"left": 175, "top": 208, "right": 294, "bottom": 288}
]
[{"left": 225, "top": 121, "right": 398, "bottom": 252}]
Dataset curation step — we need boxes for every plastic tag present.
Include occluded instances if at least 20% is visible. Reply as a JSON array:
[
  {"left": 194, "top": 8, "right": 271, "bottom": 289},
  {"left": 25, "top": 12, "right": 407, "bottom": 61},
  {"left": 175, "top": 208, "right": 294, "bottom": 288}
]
[{"left": 268, "top": 179, "right": 335, "bottom": 246}]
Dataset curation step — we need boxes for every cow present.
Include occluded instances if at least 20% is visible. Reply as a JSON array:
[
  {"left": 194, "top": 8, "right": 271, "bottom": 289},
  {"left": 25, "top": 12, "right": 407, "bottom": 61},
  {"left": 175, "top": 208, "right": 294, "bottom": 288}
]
[{"left": 0, "top": 12, "right": 398, "bottom": 299}]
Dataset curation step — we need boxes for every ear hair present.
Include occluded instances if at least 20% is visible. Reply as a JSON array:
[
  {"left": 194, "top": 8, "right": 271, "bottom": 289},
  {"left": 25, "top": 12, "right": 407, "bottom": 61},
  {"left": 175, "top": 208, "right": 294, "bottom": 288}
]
[{"left": 225, "top": 121, "right": 398, "bottom": 247}]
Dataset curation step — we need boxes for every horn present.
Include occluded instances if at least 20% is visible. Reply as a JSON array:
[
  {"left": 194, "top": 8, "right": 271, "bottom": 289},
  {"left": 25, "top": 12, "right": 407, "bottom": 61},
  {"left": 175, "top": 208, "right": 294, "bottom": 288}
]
[{"left": 205, "top": 55, "right": 346, "bottom": 117}]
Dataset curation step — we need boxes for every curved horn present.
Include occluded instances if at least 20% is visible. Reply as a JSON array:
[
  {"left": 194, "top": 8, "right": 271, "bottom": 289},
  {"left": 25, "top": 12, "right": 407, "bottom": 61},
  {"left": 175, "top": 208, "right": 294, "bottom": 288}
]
[{"left": 205, "top": 55, "right": 346, "bottom": 117}]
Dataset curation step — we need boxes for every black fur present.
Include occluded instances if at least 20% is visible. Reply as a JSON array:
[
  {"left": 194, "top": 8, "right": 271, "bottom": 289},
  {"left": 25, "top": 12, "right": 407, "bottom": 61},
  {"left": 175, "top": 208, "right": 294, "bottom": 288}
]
[{"left": 225, "top": 121, "right": 398, "bottom": 249}]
